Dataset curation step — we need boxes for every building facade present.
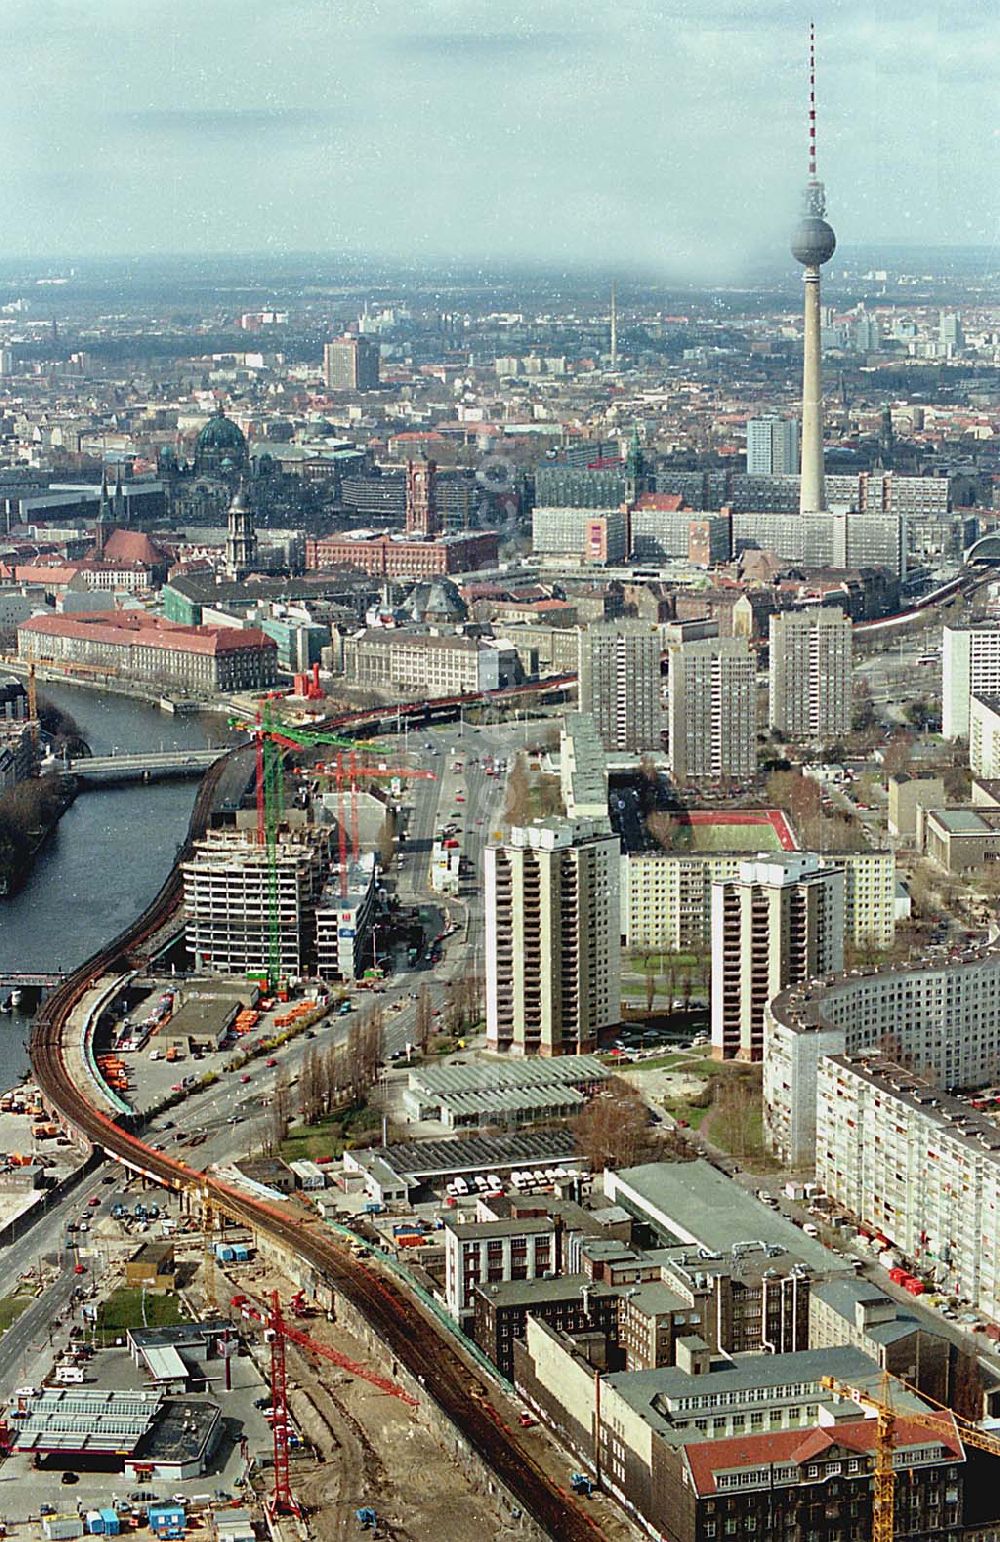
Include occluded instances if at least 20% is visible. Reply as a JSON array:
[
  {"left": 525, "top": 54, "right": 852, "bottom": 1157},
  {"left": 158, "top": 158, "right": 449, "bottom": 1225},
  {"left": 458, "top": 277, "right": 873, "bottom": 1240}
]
[
  {"left": 17, "top": 612, "right": 277, "bottom": 695},
  {"left": 667, "top": 638, "right": 756, "bottom": 782},
  {"left": 341, "top": 629, "right": 515, "bottom": 698},
  {"left": 486, "top": 817, "right": 621, "bottom": 1056},
  {"left": 746, "top": 415, "right": 800, "bottom": 475},
  {"left": 577, "top": 621, "right": 662, "bottom": 753},
  {"left": 304, "top": 529, "right": 498, "bottom": 578},
  {"left": 769, "top": 608, "right": 852, "bottom": 741},
  {"left": 323, "top": 334, "right": 380, "bottom": 392},
  {"left": 943, "top": 626, "right": 1000, "bottom": 741},
  {"left": 711, "top": 855, "right": 844, "bottom": 1062}
]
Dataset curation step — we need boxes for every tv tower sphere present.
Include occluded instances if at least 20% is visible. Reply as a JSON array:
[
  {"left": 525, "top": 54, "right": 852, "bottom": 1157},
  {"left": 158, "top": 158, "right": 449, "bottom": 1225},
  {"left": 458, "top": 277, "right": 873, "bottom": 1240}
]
[{"left": 791, "top": 212, "right": 836, "bottom": 268}]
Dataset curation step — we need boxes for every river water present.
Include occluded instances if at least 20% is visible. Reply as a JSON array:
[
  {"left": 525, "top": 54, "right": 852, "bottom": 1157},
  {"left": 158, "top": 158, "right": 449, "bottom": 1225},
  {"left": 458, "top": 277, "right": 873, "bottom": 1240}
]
[{"left": 0, "top": 684, "right": 235, "bottom": 1085}]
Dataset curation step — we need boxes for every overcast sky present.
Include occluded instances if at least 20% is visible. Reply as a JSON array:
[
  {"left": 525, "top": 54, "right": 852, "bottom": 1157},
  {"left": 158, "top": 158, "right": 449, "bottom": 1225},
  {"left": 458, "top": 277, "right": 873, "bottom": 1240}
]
[{"left": 3, "top": 0, "right": 996, "bottom": 275}]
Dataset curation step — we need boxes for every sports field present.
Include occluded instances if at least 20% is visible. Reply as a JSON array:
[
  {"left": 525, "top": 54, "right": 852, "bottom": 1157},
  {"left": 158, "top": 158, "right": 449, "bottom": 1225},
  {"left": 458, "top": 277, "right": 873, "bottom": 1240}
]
[{"left": 661, "top": 809, "right": 797, "bottom": 853}]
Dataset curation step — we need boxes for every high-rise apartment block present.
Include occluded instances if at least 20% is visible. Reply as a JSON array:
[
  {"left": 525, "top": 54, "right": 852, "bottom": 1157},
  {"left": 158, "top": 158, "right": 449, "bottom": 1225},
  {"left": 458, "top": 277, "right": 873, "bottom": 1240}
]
[
  {"left": 486, "top": 817, "right": 620, "bottom": 1056},
  {"left": 667, "top": 637, "right": 756, "bottom": 782},
  {"left": 577, "top": 621, "right": 662, "bottom": 753},
  {"left": 768, "top": 608, "right": 852, "bottom": 740},
  {"left": 711, "top": 854, "right": 844, "bottom": 1061},
  {"left": 323, "top": 334, "right": 380, "bottom": 392},
  {"left": 942, "top": 625, "right": 1000, "bottom": 740},
  {"left": 745, "top": 415, "right": 800, "bottom": 475}
]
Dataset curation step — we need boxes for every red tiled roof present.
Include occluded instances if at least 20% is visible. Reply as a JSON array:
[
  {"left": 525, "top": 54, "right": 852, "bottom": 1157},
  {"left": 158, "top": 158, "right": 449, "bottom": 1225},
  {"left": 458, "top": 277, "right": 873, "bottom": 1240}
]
[
  {"left": 99, "top": 528, "right": 170, "bottom": 565},
  {"left": 19, "top": 612, "right": 274, "bottom": 657},
  {"left": 682, "top": 1413, "right": 962, "bottom": 1497}
]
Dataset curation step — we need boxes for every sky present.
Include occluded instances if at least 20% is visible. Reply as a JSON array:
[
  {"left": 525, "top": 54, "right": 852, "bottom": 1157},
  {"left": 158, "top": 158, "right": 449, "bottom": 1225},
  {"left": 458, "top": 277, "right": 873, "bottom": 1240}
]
[{"left": 2, "top": 0, "right": 997, "bottom": 276}]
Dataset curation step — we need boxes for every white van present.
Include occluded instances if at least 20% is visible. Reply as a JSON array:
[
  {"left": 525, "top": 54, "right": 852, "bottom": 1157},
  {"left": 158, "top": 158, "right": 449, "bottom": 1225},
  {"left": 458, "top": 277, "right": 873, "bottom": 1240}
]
[{"left": 55, "top": 1365, "right": 84, "bottom": 1384}]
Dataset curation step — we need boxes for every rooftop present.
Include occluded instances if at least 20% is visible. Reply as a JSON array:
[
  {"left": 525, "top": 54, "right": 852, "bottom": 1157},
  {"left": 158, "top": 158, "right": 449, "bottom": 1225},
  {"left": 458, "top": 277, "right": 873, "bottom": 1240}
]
[
  {"left": 345, "top": 1129, "right": 584, "bottom": 1184},
  {"left": 605, "top": 1161, "right": 849, "bottom": 1274}
]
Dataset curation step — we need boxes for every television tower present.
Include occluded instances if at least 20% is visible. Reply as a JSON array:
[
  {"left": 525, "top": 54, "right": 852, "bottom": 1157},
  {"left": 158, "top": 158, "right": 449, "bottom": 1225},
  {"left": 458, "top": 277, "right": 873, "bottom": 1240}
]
[
  {"left": 609, "top": 281, "right": 618, "bottom": 370},
  {"left": 791, "top": 23, "right": 836, "bottom": 515}
]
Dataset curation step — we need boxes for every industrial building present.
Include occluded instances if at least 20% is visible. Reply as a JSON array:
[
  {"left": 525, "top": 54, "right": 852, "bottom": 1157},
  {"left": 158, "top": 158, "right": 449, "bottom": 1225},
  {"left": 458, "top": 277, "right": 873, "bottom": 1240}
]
[
  {"left": 486, "top": 818, "right": 621, "bottom": 1055},
  {"left": 340, "top": 1130, "right": 586, "bottom": 1206},
  {"left": 711, "top": 855, "right": 844, "bottom": 1061},
  {"left": 667, "top": 637, "right": 756, "bottom": 782},
  {"left": 17, "top": 612, "right": 278, "bottom": 695},
  {"left": 768, "top": 607, "right": 853, "bottom": 740},
  {"left": 577, "top": 621, "right": 662, "bottom": 754},
  {"left": 12, "top": 1388, "right": 222, "bottom": 1481},
  {"left": 182, "top": 828, "right": 333, "bottom": 979},
  {"left": 402, "top": 1054, "right": 608, "bottom": 1130}
]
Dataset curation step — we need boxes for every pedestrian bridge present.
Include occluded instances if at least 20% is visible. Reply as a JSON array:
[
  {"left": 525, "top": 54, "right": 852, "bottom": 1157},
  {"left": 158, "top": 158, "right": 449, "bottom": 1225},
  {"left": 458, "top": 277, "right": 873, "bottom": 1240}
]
[{"left": 66, "top": 747, "right": 227, "bottom": 785}]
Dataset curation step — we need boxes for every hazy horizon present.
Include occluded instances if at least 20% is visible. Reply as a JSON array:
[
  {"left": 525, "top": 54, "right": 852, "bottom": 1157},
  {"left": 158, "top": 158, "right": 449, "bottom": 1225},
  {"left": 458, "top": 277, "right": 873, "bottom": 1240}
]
[{"left": 4, "top": 0, "right": 996, "bottom": 278}]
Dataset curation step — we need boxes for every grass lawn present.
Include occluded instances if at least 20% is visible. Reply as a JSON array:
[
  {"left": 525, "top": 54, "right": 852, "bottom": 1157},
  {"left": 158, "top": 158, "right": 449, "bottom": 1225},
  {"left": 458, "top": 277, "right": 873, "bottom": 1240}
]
[
  {"left": 96, "top": 1287, "right": 186, "bottom": 1342},
  {"left": 0, "top": 1285, "right": 36, "bottom": 1333},
  {"left": 281, "top": 1103, "right": 381, "bottom": 1163}
]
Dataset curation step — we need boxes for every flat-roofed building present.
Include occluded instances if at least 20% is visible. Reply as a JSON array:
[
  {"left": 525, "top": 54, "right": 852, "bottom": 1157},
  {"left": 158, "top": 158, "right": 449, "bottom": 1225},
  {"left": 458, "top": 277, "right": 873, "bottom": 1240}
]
[
  {"left": 769, "top": 608, "right": 852, "bottom": 741},
  {"left": 559, "top": 713, "right": 609, "bottom": 821},
  {"left": 486, "top": 818, "right": 621, "bottom": 1055},
  {"left": 17, "top": 611, "right": 277, "bottom": 695},
  {"left": 711, "top": 855, "right": 844, "bottom": 1062},
  {"left": 667, "top": 637, "right": 756, "bottom": 782},
  {"left": 943, "top": 625, "right": 1000, "bottom": 740},
  {"left": 444, "top": 1216, "right": 555, "bottom": 1325},
  {"left": 919, "top": 804, "right": 1000, "bottom": 873},
  {"left": 970, "top": 694, "right": 1000, "bottom": 778},
  {"left": 577, "top": 621, "right": 662, "bottom": 753},
  {"left": 342, "top": 628, "right": 516, "bottom": 698}
]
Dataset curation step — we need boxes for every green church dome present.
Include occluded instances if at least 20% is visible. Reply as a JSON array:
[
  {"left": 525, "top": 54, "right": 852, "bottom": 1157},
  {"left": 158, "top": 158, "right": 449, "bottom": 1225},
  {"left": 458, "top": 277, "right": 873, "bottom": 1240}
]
[{"left": 196, "top": 405, "right": 248, "bottom": 456}]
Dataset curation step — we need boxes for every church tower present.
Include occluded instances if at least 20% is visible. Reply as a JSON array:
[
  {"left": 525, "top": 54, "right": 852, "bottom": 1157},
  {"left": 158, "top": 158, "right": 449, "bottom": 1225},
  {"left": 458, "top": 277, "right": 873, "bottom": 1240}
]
[
  {"left": 405, "top": 457, "right": 441, "bottom": 536},
  {"left": 225, "top": 478, "right": 257, "bottom": 581}
]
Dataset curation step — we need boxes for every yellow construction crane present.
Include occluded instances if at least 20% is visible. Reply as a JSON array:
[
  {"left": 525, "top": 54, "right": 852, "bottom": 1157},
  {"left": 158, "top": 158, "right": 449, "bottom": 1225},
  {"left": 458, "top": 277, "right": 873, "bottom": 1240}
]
[{"left": 821, "top": 1372, "right": 1000, "bottom": 1542}]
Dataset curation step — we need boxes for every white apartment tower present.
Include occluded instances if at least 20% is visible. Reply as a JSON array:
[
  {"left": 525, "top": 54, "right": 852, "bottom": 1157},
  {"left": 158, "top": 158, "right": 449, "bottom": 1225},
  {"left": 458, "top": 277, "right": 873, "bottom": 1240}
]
[
  {"left": 746, "top": 416, "right": 800, "bottom": 476},
  {"left": 577, "top": 621, "right": 662, "bottom": 753},
  {"left": 486, "top": 817, "right": 621, "bottom": 1056},
  {"left": 711, "top": 854, "right": 844, "bottom": 1062},
  {"left": 667, "top": 637, "right": 756, "bottom": 782},
  {"left": 769, "top": 608, "right": 852, "bottom": 740},
  {"left": 942, "top": 625, "right": 1000, "bottom": 740}
]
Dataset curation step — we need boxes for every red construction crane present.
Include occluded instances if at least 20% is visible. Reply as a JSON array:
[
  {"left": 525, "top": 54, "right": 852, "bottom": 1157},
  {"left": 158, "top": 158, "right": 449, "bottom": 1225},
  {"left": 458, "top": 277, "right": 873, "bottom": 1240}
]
[
  {"left": 308, "top": 755, "right": 435, "bottom": 893},
  {"left": 231, "top": 1290, "right": 418, "bottom": 1518}
]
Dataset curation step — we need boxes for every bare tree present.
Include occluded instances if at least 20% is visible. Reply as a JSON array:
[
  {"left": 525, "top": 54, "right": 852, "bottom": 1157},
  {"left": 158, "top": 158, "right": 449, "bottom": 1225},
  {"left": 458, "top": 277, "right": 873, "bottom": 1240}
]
[
  {"left": 574, "top": 1079, "right": 658, "bottom": 1171},
  {"left": 415, "top": 984, "right": 433, "bottom": 1052}
]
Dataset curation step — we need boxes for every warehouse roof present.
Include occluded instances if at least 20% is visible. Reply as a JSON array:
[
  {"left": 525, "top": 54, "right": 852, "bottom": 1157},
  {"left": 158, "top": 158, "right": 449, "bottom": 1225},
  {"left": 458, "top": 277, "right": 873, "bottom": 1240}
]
[
  {"left": 408, "top": 1055, "right": 607, "bottom": 1098},
  {"left": 345, "top": 1129, "right": 583, "bottom": 1184}
]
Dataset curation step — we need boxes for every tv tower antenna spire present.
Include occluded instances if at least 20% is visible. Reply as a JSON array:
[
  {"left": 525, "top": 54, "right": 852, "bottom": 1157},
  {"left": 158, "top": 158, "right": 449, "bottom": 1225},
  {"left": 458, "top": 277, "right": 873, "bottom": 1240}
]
[{"left": 791, "top": 22, "right": 836, "bottom": 515}]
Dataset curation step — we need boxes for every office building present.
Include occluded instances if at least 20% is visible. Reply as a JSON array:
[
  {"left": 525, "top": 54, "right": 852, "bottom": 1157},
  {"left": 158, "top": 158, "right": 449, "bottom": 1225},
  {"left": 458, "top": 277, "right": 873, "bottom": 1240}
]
[
  {"left": 341, "top": 629, "right": 516, "bottom": 698},
  {"left": 943, "top": 626, "right": 1000, "bottom": 740},
  {"left": 667, "top": 638, "right": 756, "bottom": 782},
  {"left": 746, "top": 415, "right": 800, "bottom": 475},
  {"left": 444, "top": 1217, "right": 555, "bottom": 1326},
  {"left": 485, "top": 817, "right": 621, "bottom": 1056},
  {"left": 577, "top": 621, "right": 662, "bottom": 754},
  {"left": 17, "top": 612, "right": 278, "bottom": 696},
  {"left": 531, "top": 506, "right": 628, "bottom": 566},
  {"left": 769, "top": 608, "right": 852, "bottom": 740},
  {"left": 711, "top": 855, "right": 844, "bottom": 1061},
  {"left": 323, "top": 334, "right": 380, "bottom": 392},
  {"left": 183, "top": 829, "right": 333, "bottom": 979}
]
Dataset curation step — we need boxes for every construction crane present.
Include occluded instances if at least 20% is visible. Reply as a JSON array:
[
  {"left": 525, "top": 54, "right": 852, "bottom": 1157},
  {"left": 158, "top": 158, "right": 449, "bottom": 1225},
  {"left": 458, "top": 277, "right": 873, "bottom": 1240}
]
[
  {"left": 307, "top": 755, "right": 435, "bottom": 895},
  {"left": 231, "top": 707, "right": 365, "bottom": 988},
  {"left": 821, "top": 1372, "right": 1000, "bottom": 1542},
  {"left": 231, "top": 1290, "right": 418, "bottom": 1517}
]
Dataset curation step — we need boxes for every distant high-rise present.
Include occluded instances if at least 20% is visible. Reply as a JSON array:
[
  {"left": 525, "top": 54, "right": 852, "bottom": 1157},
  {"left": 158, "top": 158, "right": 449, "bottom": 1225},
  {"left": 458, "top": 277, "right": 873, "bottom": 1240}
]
[
  {"left": 791, "top": 25, "right": 836, "bottom": 516},
  {"left": 667, "top": 638, "right": 756, "bottom": 782},
  {"left": 746, "top": 416, "right": 800, "bottom": 476},
  {"left": 486, "top": 818, "right": 621, "bottom": 1056},
  {"left": 577, "top": 620, "right": 662, "bottom": 753},
  {"left": 323, "top": 334, "right": 380, "bottom": 392},
  {"left": 769, "top": 608, "right": 852, "bottom": 741},
  {"left": 711, "top": 855, "right": 844, "bottom": 1061}
]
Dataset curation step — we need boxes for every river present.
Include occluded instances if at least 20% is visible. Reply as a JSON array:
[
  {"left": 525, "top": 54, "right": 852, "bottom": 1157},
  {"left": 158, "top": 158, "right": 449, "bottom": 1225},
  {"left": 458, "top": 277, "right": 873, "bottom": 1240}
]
[{"left": 0, "top": 684, "right": 236, "bottom": 1086}]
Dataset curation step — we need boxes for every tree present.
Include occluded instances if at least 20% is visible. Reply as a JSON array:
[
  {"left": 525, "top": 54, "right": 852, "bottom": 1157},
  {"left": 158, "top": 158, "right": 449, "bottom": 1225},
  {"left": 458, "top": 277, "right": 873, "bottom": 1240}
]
[
  {"left": 881, "top": 732, "right": 915, "bottom": 781},
  {"left": 574, "top": 1079, "right": 658, "bottom": 1171},
  {"left": 415, "top": 984, "right": 433, "bottom": 1052},
  {"left": 504, "top": 752, "right": 530, "bottom": 826},
  {"left": 644, "top": 960, "right": 656, "bottom": 1014}
]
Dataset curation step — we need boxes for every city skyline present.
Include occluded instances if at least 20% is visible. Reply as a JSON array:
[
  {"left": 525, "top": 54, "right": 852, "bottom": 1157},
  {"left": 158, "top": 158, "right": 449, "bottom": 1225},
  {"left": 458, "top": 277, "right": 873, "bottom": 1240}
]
[{"left": 2, "top": 0, "right": 994, "bottom": 271}]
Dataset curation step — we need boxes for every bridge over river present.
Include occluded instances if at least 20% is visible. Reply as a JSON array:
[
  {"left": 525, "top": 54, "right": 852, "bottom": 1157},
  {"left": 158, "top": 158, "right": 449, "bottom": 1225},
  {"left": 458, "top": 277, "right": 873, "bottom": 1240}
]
[{"left": 65, "top": 747, "right": 227, "bottom": 785}]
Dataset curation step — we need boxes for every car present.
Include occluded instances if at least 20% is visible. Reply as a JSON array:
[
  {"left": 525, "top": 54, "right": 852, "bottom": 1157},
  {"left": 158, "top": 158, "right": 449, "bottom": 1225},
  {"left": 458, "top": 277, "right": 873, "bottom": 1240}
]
[
  {"left": 518, "top": 1411, "right": 538, "bottom": 1428},
  {"left": 13, "top": 1385, "right": 38, "bottom": 1399},
  {"left": 129, "top": 1490, "right": 157, "bottom": 1503},
  {"left": 101, "top": 1174, "right": 116, "bottom": 1185},
  {"left": 266, "top": 1057, "right": 278, "bottom": 1068},
  {"left": 253, "top": 1397, "right": 272, "bottom": 1410},
  {"left": 241, "top": 1074, "right": 252, "bottom": 1084},
  {"left": 88, "top": 1195, "right": 100, "bottom": 1207},
  {"left": 40, "top": 1504, "right": 56, "bottom": 1516},
  {"left": 61, "top": 1472, "right": 79, "bottom": 1486},
  {"left": 73, "top": 1263, "right": 86, "bottom": 1275}
]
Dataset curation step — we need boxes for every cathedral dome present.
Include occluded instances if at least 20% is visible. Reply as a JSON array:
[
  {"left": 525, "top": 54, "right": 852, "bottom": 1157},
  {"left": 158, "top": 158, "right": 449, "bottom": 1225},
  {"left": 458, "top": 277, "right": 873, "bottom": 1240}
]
[{"left": 195, "top": 405, "right": 248, "bottom": 470}]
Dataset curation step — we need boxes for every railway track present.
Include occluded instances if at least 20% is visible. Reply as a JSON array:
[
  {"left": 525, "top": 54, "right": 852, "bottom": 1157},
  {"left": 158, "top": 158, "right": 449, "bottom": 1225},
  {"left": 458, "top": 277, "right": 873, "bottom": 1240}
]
[{"left": 30, "top": 753, "right": 605, "bottom": 1542}]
